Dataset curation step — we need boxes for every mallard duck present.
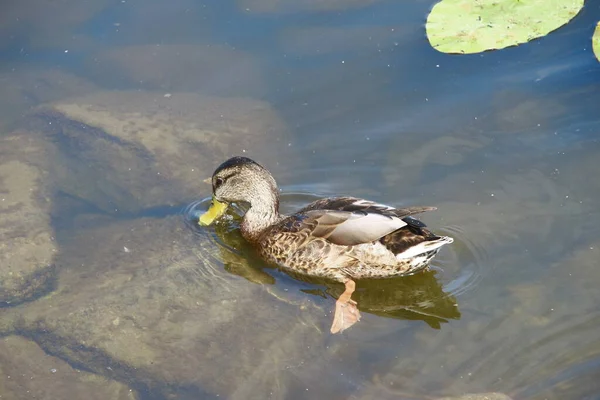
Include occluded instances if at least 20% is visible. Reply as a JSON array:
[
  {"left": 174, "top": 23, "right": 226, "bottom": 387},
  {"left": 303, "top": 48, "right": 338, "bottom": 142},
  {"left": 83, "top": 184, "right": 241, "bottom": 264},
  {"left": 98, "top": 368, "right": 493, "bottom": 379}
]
[{"left": 199, "top": 156, "right": 453, "bottom": 333}]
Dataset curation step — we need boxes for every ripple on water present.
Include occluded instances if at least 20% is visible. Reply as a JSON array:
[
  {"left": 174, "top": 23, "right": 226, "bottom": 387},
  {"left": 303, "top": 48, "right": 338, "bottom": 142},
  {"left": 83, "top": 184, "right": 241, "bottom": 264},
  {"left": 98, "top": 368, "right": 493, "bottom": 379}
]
[
  {"left": 434, "top": 223, "right": 489, "bottom": 298},
  {"left": 182, "top": 192, "right": 486, "bottom": 330},
  {"left": 183, "top": 197, "right": 243, "bottom": 255},
  {"left": 183, "top": 198, "right": 278, "bottom": 287},
  {"left": 180, "top": 198, "right": 247, "bottom": 290}
]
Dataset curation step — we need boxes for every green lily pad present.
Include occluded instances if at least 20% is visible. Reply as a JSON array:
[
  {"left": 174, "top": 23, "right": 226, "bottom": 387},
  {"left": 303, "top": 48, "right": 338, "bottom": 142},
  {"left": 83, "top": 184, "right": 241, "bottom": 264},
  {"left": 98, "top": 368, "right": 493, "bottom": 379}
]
[
  {"left": 426, "top": 0, "right": 584, "bottom": 54},
  {"left": 593, "top": 22, "right": 600, "bottom": 62}
]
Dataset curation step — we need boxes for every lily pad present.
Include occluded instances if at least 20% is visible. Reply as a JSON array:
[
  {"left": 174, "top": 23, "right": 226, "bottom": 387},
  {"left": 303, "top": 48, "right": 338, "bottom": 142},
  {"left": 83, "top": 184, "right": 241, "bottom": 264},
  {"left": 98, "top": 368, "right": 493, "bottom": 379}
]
[
  {"left": 593, "top": 22, "right": 600, "bottom": 62},
  {"left": 426, "top": 0, "right": 584, "bottom": 54}
]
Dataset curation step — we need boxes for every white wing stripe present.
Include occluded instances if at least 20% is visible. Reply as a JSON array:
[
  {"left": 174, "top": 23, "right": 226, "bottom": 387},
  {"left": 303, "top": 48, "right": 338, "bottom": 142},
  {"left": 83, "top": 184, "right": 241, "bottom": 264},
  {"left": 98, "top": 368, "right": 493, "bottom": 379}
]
[{"left": 351, "top": 199, "right": 396, "bottom": 211}]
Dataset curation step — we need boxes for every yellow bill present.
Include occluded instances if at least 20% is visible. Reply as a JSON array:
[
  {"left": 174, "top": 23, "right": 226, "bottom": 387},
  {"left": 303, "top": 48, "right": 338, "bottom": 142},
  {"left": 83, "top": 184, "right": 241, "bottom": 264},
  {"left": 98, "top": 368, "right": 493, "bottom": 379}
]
[{"left": 199, "top": 196, "right": 228, "bottom": 226}]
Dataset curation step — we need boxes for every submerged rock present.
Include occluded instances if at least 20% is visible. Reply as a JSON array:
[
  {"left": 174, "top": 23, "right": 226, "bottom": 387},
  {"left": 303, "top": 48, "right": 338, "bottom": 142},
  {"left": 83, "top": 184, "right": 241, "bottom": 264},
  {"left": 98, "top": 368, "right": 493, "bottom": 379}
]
[
  {"left": 0, "top": 87, "right": 322, "bottom": 396},
  {"left": 1, "top": 215, "right": 343, "bottom": 398},
  {"left": 0, "top": 133, "right": 58, "bottom": 306},
  {"left": 22, "top": 90, "right": 289, "bottom": 214},
  {"left": 0, "top": 336, "right": 135, "bottom": 400}
]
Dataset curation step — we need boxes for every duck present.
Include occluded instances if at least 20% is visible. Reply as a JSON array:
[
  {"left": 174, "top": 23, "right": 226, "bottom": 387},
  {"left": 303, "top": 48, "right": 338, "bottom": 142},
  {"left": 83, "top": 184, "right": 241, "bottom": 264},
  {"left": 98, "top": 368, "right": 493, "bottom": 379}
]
[{"left": 199, "top": 156, "right": 453, "bottom": 333}]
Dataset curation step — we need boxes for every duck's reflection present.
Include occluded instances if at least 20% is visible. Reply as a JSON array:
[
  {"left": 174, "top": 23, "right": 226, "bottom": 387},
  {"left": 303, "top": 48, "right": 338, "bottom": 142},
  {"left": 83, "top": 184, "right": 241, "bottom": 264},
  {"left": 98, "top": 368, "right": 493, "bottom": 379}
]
[{"left": 205, "top": 207, "right": 460, "bottom": 331}]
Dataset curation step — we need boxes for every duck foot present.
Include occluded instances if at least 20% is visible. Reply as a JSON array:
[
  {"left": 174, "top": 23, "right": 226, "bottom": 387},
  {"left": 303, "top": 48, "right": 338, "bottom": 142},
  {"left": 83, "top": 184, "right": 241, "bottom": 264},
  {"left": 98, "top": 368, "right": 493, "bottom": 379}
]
[{"left": 330, "top": 279, "right": 361, "bottom": 334}]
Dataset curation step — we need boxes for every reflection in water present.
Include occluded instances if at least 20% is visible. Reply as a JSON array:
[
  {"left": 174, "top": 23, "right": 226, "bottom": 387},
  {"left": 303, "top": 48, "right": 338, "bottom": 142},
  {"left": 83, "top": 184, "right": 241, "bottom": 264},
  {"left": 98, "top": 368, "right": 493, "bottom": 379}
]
[
  {"left": 327, "top": 271, "right": 460, "bottom": 329},
  {"left": 184, "top": 195, "right": 461, "bottom": 330}
]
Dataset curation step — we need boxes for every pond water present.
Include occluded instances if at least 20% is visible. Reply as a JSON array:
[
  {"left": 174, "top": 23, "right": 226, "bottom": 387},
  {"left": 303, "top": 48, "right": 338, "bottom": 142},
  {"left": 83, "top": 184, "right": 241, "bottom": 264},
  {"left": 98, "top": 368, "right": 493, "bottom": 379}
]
[{"left": 1, "top": 0, "right": 600, "bottom": 399}]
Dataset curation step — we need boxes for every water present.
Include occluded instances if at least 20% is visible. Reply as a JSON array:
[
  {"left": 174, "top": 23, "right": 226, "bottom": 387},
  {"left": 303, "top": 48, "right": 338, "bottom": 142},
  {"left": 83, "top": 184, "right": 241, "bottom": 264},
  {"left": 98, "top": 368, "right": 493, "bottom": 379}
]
[{"left": 1, "top": 0, "right": 600, "bottom": 399}]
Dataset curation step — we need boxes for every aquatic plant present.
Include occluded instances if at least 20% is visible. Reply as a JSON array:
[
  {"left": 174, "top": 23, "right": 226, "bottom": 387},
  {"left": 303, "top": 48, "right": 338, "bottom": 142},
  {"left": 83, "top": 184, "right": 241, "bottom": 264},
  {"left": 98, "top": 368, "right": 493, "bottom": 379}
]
[{"left": 426, "top": 0, "right": 584, "bottom": 54}]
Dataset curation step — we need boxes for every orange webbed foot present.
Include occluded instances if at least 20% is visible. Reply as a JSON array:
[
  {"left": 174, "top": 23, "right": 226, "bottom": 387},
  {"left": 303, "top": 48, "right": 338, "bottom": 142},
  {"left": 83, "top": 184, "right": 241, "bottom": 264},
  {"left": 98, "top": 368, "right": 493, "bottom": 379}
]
[{"left": 330, "top": 280, "right": 361, "bottom": 334}]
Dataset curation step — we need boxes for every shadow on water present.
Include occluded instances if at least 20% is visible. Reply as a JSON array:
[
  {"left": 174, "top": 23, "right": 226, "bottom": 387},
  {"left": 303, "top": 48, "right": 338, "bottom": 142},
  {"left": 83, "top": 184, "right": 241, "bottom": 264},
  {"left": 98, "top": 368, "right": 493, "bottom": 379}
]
[{"left": 183, "top": 193, "right": 468, "bottom": 330}]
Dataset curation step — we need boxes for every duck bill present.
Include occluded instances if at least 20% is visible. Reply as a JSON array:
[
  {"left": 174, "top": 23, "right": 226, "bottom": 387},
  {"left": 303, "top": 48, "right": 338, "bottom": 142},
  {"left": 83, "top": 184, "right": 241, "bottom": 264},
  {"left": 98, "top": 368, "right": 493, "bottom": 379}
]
[{"left": 199, "top": 196, "right": 228, "bottom": 226}]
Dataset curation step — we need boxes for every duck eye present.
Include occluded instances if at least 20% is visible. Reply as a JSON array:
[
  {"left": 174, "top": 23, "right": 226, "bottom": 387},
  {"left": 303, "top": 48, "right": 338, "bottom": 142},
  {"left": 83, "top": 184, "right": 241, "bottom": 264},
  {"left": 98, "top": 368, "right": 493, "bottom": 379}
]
[{"left": 215, "top": 177, "right": 224, "bottom": 187}]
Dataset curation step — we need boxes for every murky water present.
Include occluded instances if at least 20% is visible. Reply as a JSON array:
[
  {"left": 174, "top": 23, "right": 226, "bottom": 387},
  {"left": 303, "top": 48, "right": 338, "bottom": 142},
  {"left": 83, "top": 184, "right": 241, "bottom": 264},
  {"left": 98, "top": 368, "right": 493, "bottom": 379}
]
[{"left": 1, "top": 0, "right": 600, "bottom": 399}]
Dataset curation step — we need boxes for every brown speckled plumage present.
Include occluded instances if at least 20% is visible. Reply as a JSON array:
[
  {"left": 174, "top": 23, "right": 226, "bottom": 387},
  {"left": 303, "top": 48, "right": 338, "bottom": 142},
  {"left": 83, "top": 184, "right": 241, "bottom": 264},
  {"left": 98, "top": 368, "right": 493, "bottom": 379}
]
[{"left": 201, "top": 156, "right": 453, "bottom": 283}]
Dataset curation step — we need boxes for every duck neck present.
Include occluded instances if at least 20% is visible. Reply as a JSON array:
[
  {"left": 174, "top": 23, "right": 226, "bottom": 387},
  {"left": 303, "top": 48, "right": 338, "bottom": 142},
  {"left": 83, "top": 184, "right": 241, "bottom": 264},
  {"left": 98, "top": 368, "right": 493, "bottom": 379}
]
[{"left": 240, "top": 190, "right": 281, "bottom": 243}]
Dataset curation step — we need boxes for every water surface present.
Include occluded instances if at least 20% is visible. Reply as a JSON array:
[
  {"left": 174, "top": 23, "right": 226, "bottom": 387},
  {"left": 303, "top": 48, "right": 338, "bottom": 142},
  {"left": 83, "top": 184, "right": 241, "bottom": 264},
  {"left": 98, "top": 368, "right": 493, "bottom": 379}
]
[{"left": 1, "top": 0, "right": 600, "bottom": 399}]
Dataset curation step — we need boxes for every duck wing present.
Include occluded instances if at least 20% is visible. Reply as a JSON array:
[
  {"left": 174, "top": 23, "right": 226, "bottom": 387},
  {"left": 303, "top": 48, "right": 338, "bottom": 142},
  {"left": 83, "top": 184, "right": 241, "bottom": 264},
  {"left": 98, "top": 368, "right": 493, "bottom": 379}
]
[
  {"left": 296, "top": 209, "right": 408, "bottom": 246},
  {"left": 298, "top": 196, "right": 436, "bottom": 219}
]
